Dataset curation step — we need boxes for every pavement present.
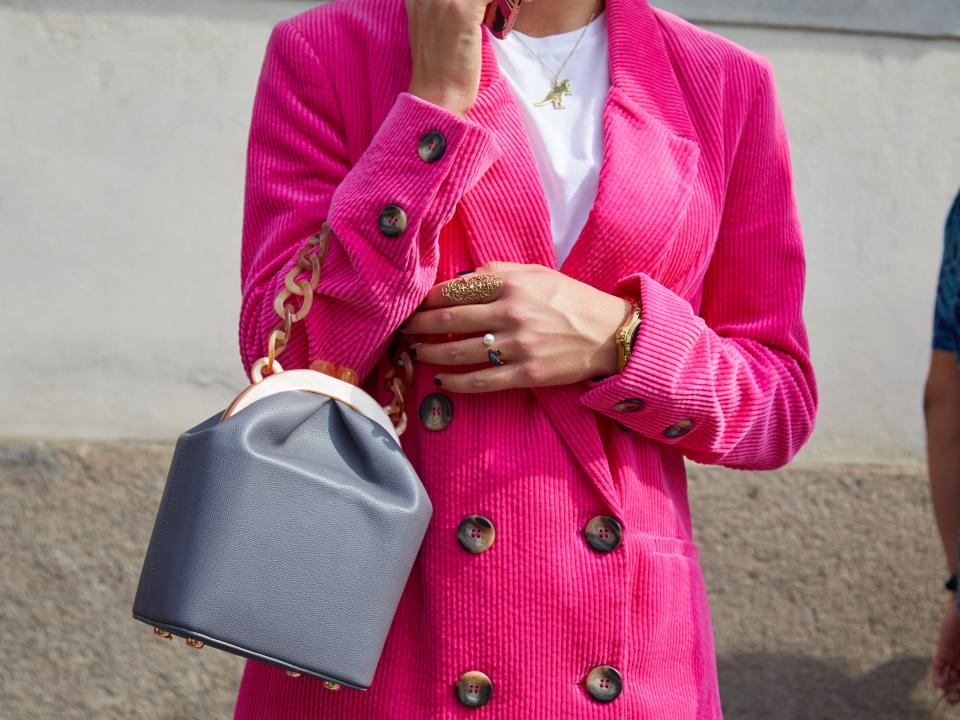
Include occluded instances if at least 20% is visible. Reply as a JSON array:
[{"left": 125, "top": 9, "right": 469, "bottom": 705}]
[{"left": 0, "top": 440, "right": 948, "bottom": 719}]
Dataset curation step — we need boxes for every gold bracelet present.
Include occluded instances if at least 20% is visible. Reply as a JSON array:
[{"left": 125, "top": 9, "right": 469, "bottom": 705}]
[{"left": 614, "top": 297, "right": 643, "bottom": 373}]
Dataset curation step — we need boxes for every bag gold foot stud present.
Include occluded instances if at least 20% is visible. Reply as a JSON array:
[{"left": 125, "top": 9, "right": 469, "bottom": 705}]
[
  {"left": 185, "top": 637, "right": 205, "bottom": 649},
  {"left": 153, "top": 627, "right": 173, "bottom": 639}
]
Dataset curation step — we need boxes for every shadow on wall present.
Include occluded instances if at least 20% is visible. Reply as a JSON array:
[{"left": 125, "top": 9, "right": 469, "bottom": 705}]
[{"left": 718, "top": 654, "right": 941, "bottom": 719}]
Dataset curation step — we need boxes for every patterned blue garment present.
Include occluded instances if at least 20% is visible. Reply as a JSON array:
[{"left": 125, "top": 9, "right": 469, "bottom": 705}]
[{"left": 933, "top": 191, "right": 960, "bottom": 367}]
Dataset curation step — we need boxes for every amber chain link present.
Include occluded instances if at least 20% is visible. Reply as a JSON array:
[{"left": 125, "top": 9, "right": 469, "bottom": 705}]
[{"left": 251, "top": 221, "right": 414, "bottom": 433}]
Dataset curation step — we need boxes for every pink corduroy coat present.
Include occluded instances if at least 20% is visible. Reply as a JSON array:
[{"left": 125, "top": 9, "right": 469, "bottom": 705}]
[{"left": 234, "top": 0, "right": 818, "bottom": 717}]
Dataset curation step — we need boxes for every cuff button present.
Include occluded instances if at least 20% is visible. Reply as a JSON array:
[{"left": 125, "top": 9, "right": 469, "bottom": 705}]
[
  {"left": 418, "top": 130, "right": 447, "bottom": 163},
  {"left": 378, "top": 204, "right": 408, "bottom": 237},
  {"left": 663, "top": 418, "right": 694, "bottom": 438},
  {"left": 613, "top": 398, "right": 645, "bottom": 412}
]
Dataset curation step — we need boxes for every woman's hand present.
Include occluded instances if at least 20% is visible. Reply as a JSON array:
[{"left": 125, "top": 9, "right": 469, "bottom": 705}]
[
  {"left": 399, "top": 261, "right": 633, "bottom": 392},
  {"left": 406, "top": 0, "right": 533, "bottom": 116}
]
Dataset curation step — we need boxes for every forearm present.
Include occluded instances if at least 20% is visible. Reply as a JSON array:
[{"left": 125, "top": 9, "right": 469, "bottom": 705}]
[
  {"left": 239, "top": 21, "right": 503, "bottom": 385},
  {"left": 925, "top": 351, "right": 960, "bottom": 573}
]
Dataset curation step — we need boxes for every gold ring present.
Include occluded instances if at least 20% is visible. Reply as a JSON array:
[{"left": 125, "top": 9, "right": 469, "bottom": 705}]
[{"left": 440, "top": 274, "right": 503, "bottom": 303}]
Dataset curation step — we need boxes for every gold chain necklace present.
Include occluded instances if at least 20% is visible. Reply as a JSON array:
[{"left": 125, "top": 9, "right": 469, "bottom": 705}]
[{"left": 510, "top": 0, "right": 604, "bottom": 110}]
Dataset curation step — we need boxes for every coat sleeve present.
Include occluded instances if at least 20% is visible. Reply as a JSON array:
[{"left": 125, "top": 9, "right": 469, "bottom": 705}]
[
  {"left": 577, "top": 58, "right": 818, "bottom": 470},
  {"left": 239, "top": 19, "right": 501, "bottom": 382}
]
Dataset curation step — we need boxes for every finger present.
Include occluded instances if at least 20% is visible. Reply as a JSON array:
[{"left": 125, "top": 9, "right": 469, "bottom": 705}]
[
  {"left": 416, "top": 272, "right": 507, "bottom": 312},
  {"left": 435, "top": 360, "right": 530, "bottom": 393},
  {"left": 475, "top": 260, "right": 544, "bottom": 273},
  {"left": 412, "top": 331, "right": 517, "bottom": 367},
  {"left": 401, "top": 299, "right": 510, "bottom": 335}
]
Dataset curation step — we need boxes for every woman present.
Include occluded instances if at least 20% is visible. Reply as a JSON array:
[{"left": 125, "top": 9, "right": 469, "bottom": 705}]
[{"left": 235, "top": 0, "right": 819, "bottom": 717}]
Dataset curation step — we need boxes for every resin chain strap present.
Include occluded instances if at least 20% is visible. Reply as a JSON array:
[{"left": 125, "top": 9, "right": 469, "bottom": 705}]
[{"left": 250, "top": 221, "right": 414, "bottom": 433}]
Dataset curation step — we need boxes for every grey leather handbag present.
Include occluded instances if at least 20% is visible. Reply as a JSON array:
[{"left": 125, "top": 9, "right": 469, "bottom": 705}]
[{"left": 132, "top": 223, "right": 430, "bottom": 691}]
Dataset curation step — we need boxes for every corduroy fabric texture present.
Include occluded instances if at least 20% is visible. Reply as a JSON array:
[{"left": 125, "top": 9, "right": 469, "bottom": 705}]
[{"left": 234, "top": 0, "right": 818, "bottom": 717}]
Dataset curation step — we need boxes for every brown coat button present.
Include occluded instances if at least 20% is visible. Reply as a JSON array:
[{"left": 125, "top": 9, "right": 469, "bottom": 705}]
[
  {"left": 584, "top": 515, "right": 622, "bottom": 553},
  {"left": 458, "top": 515, "right": 495, "bottom": 553},
  {"left": 417, "top": 130, "right": 447, "bottom": 163},
  {"left": 419, "top": 392, "right": 453, "bottom": 431},
  {"left": 455, "top": 670, "right": 492, "bottom": 707},
  {"left": 584, "top": 664, "right": 623, "bottom": 702},
  {"left": 613, "top": 397, "right": 645, "bottom": 412},
  {"left": 378, "top": 204, "right": 408, "bottom": 237},
  {"left": 663, "top": 418, "right": 694, "bottom": 438}
]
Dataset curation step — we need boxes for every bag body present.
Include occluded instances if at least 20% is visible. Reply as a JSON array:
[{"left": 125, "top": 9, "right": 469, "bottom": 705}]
[{"left": 132, "top": 380, "right": 432, "bottom": 690}]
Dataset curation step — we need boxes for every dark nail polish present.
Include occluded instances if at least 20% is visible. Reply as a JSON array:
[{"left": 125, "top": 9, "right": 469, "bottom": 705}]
[
  {"left": 408, "top": 346, "right": 418, "bottom": 360},
  {"left": 433, "top": 375, "right": 443, "bottom": 386},
  {"left": 457, "top": 269, "right": 475, "bottom": 276}
]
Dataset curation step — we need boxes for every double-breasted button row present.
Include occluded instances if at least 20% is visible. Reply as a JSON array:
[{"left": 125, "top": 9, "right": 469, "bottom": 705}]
[
  {"left": 458, "top": 514, "right": 495, "bottom": 553},
  {"left": 584, "top": 515, "right": 622, "bottom": 553},
  {"left": 585, "top": 664, "right": 623, "bottom": 702},
  {"left": 456, "top": 670, "right": 492, "bottom": 707},
  {"left": 455, "top": 666, "right": 622, "bottom": 707},
  {"left": 611, "top": 396, "right": 695, "bottom": 439},
  {"left": 419, "top": 392, "right": 453, "bottom": 431}
]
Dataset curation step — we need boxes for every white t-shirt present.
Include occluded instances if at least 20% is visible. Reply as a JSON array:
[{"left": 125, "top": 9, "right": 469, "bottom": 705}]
[{"left": 485, "top": 10, "right": 610, "bottom": 268}]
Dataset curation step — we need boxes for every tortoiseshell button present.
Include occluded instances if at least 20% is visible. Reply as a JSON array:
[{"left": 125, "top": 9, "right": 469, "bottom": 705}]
[
  {"left": 378, "top": 204, "right": 408, "bottom": 237},
  {"left": 455, "top": 670, "right": 492, "bottom": 707},
  {"left": 417, "top": 130, "right": 447, "bottom": 163},
  {"left": 614, "top": 420, "right": 630, "bottom": 432},
  {"left": 585, "top": 664, "right": 623, "bottom": 703},
  {"left": 613, "top": 397, "right": 645, "bottom": 412},
  {"left": 663, "top": 418, "right": 694, "bottom": 439},
  {"left": 584, "top": 515, "right": 622, "bottom": 553},
  {"left": 419, "top": 392, "right": 453, "bottom": 431},
  {"left": 457, "top": 515, "right": 495, "bottom": 553}
]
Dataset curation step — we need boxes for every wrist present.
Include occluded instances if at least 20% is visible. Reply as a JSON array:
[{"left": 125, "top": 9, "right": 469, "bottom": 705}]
[
  {"left": 613, "top": 296, "right": 642, "bottom": 373},
  {"left": 408, "top": 82, "right": 470, "bottom": 117},
  {"left": 591, "top": 296, "right": 633, "bottom": 378}
]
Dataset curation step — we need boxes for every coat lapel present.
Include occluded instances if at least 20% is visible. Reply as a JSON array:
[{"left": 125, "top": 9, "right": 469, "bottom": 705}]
[{"left": 456, "top": 0, "right": 701, "bottom": 511}]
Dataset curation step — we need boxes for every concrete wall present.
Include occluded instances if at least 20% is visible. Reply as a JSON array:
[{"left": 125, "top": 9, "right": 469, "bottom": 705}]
[
  {"left": 0, "top": 0, "right": 958, "bottom": 465},
  {"left": 1, "top": 2, "right": 959, "bottom": 719}
]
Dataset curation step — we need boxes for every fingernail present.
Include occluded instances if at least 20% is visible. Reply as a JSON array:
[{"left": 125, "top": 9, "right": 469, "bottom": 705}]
[
  {"left": 457, "top": 269, "right": 475, "bottom": 276},
  {"left": 433, "top": 375, "right": 443, "bottom": 386},
  {"left": 408, "top": 345, "right": 418, "bottom": 360}
]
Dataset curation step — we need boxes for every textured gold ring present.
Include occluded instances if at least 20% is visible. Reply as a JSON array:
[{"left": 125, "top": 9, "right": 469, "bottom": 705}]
[{"left": 440, "top": 274, "right": 503, "bottom": 303}]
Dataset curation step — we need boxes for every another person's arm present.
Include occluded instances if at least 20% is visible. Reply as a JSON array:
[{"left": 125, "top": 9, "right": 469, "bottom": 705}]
[
  {"left": 927, "top": 353, "right": 960, "bottom": 583},
  {"left": 928, "top": 191, "right": 960, "bottom": 702}
]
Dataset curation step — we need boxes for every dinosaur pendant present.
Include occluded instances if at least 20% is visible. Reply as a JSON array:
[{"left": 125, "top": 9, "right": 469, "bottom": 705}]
[{"left": 533, "top": 78, "right": 574, "bottom": 109}]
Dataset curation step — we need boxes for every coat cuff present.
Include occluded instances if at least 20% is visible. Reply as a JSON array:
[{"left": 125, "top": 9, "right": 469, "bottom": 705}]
[
  {"left": 579, "top": 271, "right": 712, "bottom": 445},
  {"left": 327, "top": 91, "right": 501, "bottom": 270}
]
